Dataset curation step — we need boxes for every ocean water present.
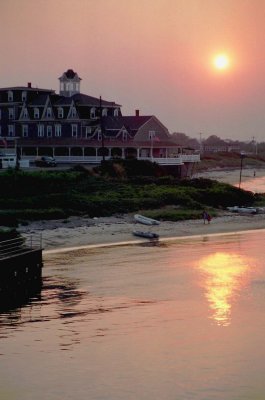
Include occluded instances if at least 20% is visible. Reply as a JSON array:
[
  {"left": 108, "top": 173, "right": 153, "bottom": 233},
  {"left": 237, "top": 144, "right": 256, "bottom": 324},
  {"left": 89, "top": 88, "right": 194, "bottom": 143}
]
[
  {"left": 197, "top": 168, "right": 265, "bottom": 193},
  {"left": 1, "top": 230, "right": 265, "bottom": 399}
]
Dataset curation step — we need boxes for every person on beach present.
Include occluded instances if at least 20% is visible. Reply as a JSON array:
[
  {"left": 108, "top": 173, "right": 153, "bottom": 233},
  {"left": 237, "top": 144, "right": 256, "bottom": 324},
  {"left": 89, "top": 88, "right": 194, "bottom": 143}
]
[{"left": 202, "top": 210, "right": 211, "bottom": 224}]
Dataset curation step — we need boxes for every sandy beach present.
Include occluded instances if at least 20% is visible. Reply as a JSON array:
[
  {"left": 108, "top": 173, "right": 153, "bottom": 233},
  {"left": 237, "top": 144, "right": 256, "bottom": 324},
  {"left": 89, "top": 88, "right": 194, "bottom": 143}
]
[{"left": 15, "top": 167, "right": 265, "bottom": 252}]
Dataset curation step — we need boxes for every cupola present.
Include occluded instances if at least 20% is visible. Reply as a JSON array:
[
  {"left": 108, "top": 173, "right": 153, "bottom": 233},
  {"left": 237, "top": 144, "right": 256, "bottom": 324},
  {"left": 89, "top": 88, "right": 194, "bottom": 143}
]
[{"left": 59, "top": 69, "right": 81, "bottom": 97}]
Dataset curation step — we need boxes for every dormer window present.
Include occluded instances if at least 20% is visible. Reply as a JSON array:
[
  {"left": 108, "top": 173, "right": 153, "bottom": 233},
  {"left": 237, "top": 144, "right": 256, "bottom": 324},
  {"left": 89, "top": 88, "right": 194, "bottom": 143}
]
[
  {"left": 122, "top": 130, "right": 127, "bottom": 141},
  {"left": 58, "top": 107, "right": 64, "bottom": 118},
  {"left": 98, "top": 129, "right": 102, "bottom": 141},
  {"left": 23, "top": 109, "right": 28, "bottom": 119},
  {"left": 46, "top": 107, "right": 52, "bottom": 118},
  {"left": 90, "top": 108, "right": 96, "bottom": 119},
  {"left": 8, "top": 91, "right": 13, "bottom": 102},
  {"left": 114, "top": 108, "right": 119, "bottom": 117},
  {"left": 34, "top": 108, "right": 39, "bottom": 119},
  {"left": 22, "top": 91, "right": 27, "bottom": 101},
  {"left": 102, "top": 108, "right": 108, "bottom": 117},
  {"left": 71, "top": 108, "right": 76, "bottom": 118}
]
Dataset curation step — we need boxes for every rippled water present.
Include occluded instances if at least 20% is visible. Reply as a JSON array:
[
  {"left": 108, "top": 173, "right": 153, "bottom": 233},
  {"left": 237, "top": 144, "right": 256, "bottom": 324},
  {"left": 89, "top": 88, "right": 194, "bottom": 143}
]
[{"left": 1, "top": 231, "right": 265, "bottom": 399}]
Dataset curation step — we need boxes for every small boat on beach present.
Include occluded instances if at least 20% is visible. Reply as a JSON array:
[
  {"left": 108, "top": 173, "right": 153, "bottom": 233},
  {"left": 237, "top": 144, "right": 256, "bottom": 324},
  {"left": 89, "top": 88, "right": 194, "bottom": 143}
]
[
  {"left": 133, "top": 231, "right": 159, "bottom": 239},
  {"left": 227, "top": 206, "right": 257, "bottom": 214},
  {"left": 134, "top": 214, "right": 160, "bottom": 225}
]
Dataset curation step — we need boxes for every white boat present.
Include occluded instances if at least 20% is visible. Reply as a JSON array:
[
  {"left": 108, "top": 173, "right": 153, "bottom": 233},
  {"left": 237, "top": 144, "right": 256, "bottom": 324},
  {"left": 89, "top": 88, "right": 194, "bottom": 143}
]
[
  {"left": 134, "top": 214, "right": 160, "bottom": 225},
  {"left": 227, "top": 206, "right": 257, "bottom": 214},
  {"left": 133, "top": 230, "right": 159, "bottom": 239}
]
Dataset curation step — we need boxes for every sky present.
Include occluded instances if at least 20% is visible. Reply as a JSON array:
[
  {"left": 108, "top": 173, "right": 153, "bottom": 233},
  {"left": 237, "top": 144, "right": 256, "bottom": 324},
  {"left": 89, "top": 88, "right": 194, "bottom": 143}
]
[{"left": 1, "top": 0, "right": 265, "bottom": 142}]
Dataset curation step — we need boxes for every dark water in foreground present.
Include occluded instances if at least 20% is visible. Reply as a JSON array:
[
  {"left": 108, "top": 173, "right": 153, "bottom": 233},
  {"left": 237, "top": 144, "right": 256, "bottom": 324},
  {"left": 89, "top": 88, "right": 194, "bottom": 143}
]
[{"left": 1, "top": 231, "right": 265, "bottom": 400}]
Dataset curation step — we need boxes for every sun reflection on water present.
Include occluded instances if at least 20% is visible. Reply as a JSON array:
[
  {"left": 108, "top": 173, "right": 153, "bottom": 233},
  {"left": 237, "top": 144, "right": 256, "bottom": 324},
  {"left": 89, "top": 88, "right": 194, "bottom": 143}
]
[{"left": 197, "top": 252, "right": 251, "bottom": 326}]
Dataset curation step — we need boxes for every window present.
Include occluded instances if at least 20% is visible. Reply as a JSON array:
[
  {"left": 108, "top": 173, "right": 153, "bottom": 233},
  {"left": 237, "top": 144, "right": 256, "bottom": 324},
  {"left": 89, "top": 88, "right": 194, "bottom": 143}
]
[
  {"left": 47, "top": 126, "right": 52, "bottom": 137},
  {"left": 102, "top": 108, "right": 108, "bottom": 117},
  {"left": 71, "top": 108, "right": 76, "bottom": 118},
  {"left": 8, "top": 108, "right": 14, "bottom": 120},
  {"left": 46, "top": 107, "right": 52, "bottom": 118},
  {"left": 22, "top": 91, "right": 27, "bottom": 101},
  {"left": 23, "top": 109, "right": 28, "bottom": 118},
  {"left": 72, "top": 124, "right": 78, "bottom": 137},
  {"left": 98, "top": 129, "right": 102, "bottom": 141},
  {"left": 38, "top": 125, "right": 45, "bottom": 137},
  {"left": 114, "top": 108, "right": 119, "bottom": 117},
  {"left": 55, "top": 124, "right": 61, "bottom": 137},
  {"left": 34, "top": 108, "right": 39, "bottom": 119},
  {"left": 58, "top": 107, "right": 64, "bottom": 118},
  {"left": 85, "top": 126, "right": 92, "bottom": 138},
  {"left": 8, "top": 91, "right": 13, "bottom": 102},
  {"left": 90, "top": 108, "right": 96, "bottom": 119},
  {"left": 149, "top": 130, "right": 155, "bottom": 140},
  {"left": 122, "top": 130, "right": 127, "bottom": 141},
  {"left": 22, "top": 125, "right": 28, "bottom": 137},
  {"left": 8, "top": 125, "right": 15, "bottom": 136}
]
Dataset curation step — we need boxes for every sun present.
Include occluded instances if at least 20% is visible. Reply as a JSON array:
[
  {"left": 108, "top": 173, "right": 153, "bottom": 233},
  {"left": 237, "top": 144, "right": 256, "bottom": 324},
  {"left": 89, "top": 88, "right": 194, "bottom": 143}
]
[{"left": 213, "top": 54, "right": 230, "bottom": 71}]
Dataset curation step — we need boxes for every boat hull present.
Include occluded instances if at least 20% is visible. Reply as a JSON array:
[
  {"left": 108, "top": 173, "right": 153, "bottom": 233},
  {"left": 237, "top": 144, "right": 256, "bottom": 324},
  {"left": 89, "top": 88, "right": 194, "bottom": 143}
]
[
  {"left": 134, "top": 214, "right": 160, "bottom": 225},
  {"left": 133, "top": 231, "right": 159, "bottom": 239}
]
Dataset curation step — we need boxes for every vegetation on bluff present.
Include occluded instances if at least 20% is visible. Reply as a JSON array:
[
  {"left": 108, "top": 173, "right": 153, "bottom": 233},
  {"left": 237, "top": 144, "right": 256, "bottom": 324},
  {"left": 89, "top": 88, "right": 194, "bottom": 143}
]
[{"left": 0, "top": 160, "right": 262, "bottom": 227}]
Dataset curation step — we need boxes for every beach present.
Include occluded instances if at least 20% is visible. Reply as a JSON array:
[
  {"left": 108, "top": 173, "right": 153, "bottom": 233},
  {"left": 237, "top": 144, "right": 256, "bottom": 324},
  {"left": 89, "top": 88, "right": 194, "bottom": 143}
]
[
  {"left": 17, "top": 212, "right": 265, "bottom": 251},
  {"left": 16, "top": 167, "right": 265, "bottom": 251}
]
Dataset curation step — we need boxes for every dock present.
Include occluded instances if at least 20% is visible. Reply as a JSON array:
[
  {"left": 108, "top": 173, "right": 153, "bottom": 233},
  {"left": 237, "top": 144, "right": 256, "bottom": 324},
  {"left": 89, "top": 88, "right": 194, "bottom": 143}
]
[{"left": 0, "top": 235, "right": 43, "bottom": 309}]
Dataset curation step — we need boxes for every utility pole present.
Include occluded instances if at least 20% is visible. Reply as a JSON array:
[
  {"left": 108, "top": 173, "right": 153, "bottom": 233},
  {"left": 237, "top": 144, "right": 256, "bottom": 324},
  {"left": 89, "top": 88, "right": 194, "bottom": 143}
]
[
  {"left": 99, "top": 96, "right": 105, "bottom": 162},
  {"left": 252, "top": 136, "right": 258, "bottom": 155},
  {"left": 239, "top": 152, "right": 246, "bottom": 189},
  {"left": 199, "top": 132, "right": 203, "bottom": 154}
]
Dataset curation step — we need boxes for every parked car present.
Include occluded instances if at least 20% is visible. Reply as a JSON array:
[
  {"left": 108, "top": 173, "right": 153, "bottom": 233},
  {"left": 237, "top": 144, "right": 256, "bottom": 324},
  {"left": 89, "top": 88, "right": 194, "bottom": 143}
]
[{"left": 35, "top": 156, "right": 57, "bottom": 167}]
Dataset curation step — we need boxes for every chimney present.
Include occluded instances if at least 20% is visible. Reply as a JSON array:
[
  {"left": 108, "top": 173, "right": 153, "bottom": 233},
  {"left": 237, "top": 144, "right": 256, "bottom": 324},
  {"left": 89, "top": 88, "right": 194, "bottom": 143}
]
[
  {"left": 27, "top": 82, "right": 32, "bottom": 88},
  {"left": 135, "top": 109, "right": 140, "bottom": 117}
]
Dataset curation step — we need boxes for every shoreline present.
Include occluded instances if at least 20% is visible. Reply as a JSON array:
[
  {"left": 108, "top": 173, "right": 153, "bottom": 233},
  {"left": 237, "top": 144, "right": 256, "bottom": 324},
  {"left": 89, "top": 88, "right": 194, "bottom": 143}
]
[{"left": 18, "top": 211, "right": 265, "bottom": 254}]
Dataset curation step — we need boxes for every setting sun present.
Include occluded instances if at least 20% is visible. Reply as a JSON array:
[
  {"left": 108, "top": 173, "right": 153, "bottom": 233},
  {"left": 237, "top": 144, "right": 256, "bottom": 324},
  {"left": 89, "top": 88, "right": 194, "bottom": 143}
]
[{"left": 213, "top": 54, "right": 230, "bottom": 71}]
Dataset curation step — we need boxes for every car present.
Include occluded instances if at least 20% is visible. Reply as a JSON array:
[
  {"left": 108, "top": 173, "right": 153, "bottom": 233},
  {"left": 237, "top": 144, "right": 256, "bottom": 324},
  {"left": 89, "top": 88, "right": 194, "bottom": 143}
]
[{"left": 35, "top": 156, "right": 57, "bottom": 167}]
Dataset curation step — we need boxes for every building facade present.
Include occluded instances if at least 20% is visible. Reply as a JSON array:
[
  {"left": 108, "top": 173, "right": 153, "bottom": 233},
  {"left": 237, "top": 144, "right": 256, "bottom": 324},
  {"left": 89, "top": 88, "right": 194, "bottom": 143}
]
[{"left": 0, "top": 69, "right": 200, "bottom": 172}]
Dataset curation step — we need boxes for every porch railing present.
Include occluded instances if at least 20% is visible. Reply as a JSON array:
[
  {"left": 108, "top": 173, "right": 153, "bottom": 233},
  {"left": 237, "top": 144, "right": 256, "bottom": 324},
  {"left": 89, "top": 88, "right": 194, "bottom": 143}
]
[{"left": 22, "top": 154, "right": 200, "bottom": 165}]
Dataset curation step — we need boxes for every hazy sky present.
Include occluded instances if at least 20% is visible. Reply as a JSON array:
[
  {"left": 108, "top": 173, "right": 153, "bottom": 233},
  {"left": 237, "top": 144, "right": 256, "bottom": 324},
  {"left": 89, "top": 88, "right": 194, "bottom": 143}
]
[{"left": 1, "top": 0, "right": 265, "bottom": 141}]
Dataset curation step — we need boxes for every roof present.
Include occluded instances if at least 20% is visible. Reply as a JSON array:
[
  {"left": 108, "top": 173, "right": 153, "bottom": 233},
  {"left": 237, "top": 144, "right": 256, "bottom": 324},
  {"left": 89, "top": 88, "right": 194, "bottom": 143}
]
[
  {"left": 65, "top": 69, "right": 77, "bottom": 79},
  {"left": 103, "top": 116, "right": 152, "bottom": 131},
  {"left": 59, "top": 69, "right": 82, "bottom": 80},
  {"left": 29, "top": 94, "right": 52, "bottom": 106},
  {"left": 0, "top": 87, "right": 54, "bottom": 93},
  {"left": 72, "top": 93, "right": 121, "bottom": 107}
]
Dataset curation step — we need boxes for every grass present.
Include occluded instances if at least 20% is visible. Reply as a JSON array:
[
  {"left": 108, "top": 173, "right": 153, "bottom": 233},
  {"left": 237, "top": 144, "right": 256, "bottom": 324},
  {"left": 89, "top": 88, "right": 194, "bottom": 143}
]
[{"left": 0, "top": 165, "right": 261, "bottom": 227}]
